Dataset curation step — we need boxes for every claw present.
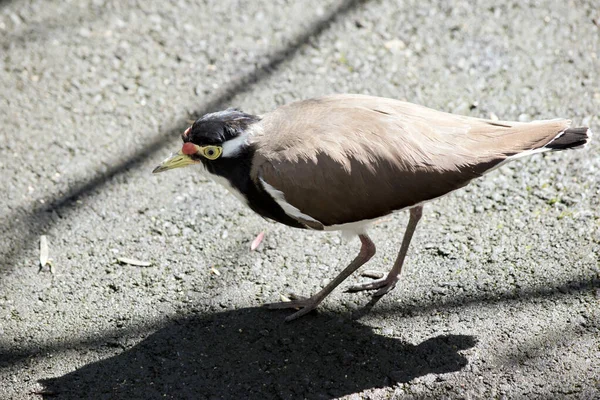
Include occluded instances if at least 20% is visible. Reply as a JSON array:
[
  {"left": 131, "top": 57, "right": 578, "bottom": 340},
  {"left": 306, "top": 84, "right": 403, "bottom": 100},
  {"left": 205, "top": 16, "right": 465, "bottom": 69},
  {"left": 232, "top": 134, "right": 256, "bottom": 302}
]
[
  {"left": 264, "top": 294, "right": 320, "bottom": 321},
  {"left": 346, "top": 276, "right": 398, "bottom": 296},
  {"left": 284, "top": 305, "right": 318, "bottom": 322}
]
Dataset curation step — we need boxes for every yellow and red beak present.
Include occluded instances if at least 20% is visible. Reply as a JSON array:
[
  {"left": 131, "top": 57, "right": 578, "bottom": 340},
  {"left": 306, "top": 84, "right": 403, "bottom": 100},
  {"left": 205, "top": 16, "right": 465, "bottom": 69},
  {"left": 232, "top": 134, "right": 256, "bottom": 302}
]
[
  {"left": 152, "top": 150, "right": 196, "bottom": 173},
  {"left": 152, "top": 143, "right": 201, "bottom": 174}
]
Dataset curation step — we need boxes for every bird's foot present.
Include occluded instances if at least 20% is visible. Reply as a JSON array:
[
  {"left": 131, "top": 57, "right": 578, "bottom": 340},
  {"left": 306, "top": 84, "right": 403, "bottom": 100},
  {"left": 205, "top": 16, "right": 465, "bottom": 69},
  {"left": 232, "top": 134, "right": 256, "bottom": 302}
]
[
  {"left": 346, "top": 274, "right": 399, "bottom": 297},
  {"left": 264, "top": 293, "right": 322, "bottom": 322}
]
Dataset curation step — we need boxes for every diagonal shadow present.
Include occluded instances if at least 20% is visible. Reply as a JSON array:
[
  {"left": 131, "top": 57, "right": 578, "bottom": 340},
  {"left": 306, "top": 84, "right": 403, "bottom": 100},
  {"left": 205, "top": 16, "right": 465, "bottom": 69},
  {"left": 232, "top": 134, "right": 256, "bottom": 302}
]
[
  {"left": 0, "top": 0, "right": 370, "bottom": 275},
  {"left": 35, "top": 307, "right": 476, "bottom": 399}
]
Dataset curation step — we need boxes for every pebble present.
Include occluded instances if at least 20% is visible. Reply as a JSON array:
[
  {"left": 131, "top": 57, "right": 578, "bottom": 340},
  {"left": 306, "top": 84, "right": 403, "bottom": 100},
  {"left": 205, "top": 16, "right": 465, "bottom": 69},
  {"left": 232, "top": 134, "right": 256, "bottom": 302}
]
[
  {"left": 451, "top": 225, "right": 465, "bottom": 232},
  {"left": 432, "top": 287, "right": 448, "bottom": 295}
]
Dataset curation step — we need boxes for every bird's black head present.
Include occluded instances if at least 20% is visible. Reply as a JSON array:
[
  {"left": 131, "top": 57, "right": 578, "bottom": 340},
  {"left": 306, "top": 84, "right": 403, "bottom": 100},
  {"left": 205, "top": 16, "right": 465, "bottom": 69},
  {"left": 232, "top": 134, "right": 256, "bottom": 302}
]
[
  {"left": 184, "top": 108, "right": 260, "bottom": 146},
  {"left": 153, "top": 108, "right": 260, "bottom": 173}
]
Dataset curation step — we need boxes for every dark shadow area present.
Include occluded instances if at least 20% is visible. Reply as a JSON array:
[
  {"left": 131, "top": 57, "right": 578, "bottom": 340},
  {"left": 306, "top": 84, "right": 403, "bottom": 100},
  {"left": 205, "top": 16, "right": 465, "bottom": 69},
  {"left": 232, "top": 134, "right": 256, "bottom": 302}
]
[
  {"left": 36, "top": 307, "right": 475, "bottom": 399},
  {"left": 0, "top": 0, "right": 370, "bottom": 275},
  {"left": 1, "top": 274, "right": 595, "bottom": 370}
]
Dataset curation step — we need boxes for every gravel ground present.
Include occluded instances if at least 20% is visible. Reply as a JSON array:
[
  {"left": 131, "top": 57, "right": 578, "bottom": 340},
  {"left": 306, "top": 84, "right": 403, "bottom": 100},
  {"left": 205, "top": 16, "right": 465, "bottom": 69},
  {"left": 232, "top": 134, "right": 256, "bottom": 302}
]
[{"left": 1, "top": 0, "right": 599, "bottom": 399}]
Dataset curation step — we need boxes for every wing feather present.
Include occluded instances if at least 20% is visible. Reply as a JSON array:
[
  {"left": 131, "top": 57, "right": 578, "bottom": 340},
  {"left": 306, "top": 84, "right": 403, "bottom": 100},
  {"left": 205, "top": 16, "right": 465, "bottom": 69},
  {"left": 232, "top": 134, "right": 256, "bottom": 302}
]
[{"left": 250, "top": 94, "right": 569, "bottom": 226}]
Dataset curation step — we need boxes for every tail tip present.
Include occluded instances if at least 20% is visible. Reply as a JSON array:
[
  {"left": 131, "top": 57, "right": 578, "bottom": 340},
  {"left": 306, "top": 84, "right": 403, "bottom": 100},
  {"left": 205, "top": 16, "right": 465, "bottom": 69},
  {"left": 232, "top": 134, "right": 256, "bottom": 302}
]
[
  {"left": 580, "top": 127, "right": 593, "bottom": 148},
  {"left": 546, "top": 126, "right": 592, "bottom": 150}
]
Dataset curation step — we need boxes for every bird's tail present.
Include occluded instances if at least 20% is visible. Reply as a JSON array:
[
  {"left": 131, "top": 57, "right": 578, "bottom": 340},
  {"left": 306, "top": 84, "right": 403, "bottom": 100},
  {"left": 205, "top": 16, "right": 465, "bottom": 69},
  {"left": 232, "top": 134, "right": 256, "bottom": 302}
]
[{"left": 544, "top": 126, "right": 593, "bottom": 150}]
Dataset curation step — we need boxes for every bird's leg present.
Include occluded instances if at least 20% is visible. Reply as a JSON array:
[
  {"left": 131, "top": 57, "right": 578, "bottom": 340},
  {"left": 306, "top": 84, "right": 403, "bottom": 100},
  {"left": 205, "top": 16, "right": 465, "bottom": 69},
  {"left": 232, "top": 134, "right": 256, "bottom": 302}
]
[
  {"left": 265, "top": 234, "right": 376, "bottom": 322},
  {"left": 347, "top": 205, "right": 423, "bottom": 296}
]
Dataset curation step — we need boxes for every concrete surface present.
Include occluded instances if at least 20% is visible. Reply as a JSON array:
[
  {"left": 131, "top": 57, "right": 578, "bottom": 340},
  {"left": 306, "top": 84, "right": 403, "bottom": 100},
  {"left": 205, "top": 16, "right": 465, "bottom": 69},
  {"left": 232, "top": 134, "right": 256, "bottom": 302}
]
[{"left": 1, "top": 0, "right": 599, "bottom": 398}]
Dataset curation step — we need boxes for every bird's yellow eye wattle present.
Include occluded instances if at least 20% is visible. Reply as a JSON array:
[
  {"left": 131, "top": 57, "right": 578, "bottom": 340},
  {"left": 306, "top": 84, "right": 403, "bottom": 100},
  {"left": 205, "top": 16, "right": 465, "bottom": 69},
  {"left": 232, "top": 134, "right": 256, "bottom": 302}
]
[{"left": 202, "top": 145, "right": 222, "bottom": 160}]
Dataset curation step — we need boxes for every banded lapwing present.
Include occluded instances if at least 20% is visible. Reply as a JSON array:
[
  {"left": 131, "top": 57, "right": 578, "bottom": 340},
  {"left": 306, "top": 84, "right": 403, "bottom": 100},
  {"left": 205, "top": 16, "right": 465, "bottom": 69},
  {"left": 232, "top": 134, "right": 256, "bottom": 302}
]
[{"left": 153, "top": 94, "right": 592, "bottom": 321}]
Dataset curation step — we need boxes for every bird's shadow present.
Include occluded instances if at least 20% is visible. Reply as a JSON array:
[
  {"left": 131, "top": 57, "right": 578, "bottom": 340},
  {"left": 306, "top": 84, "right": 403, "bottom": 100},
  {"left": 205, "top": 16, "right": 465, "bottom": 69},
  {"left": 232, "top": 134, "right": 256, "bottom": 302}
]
[{"left": 40, "top": 307, "right": 476, "bottom": 399}]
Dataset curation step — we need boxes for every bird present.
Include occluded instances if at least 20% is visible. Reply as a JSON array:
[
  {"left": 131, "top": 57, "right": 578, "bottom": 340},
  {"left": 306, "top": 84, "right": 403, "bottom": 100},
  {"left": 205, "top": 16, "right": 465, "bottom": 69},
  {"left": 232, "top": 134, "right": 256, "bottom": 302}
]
[{"left": 153, "top": 94, "right": 592, "bottom": 321}]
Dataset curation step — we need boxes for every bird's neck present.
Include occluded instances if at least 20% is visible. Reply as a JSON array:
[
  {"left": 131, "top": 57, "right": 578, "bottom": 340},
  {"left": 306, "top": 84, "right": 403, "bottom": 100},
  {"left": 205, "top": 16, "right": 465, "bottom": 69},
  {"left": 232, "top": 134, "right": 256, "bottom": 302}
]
[
  {"left": 205, "top": 146, "right": 253, "bottom": 195},
  {"left": 204, "top": 147, "right": 305, "bottom": 229}
]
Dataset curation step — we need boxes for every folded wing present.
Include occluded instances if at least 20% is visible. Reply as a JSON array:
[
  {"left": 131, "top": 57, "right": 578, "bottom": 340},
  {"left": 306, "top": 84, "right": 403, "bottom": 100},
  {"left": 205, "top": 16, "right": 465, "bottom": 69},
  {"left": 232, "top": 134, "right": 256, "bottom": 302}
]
[{"left": 250, "top": 94, "right": 570, "bottom": 227}]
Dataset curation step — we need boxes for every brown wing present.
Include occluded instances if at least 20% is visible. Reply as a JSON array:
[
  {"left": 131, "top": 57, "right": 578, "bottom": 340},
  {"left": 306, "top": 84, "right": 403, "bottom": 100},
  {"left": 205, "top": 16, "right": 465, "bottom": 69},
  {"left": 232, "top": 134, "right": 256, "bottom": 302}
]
[{"left": 250, "top": 94, "right": 570, "bottom": 226}]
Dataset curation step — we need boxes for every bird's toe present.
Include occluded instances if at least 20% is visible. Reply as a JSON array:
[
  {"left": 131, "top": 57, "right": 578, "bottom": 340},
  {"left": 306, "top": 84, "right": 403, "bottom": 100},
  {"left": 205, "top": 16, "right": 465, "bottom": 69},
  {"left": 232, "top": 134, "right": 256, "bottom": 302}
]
[
  {"left": 263, "top": 293, "right": 308, "bottom": 309},
  {"left": 373, "top": 281, "right": 397, "bottom": 296},
  {"left": 284, "top": 304, "right": 319, "bottom": 322},
  {"left": 346, "top": 276, "right": 398, "bottom": 294},
  {"left": 264, "top": 294, "right": 321, "bottom": 321},
  {"left": 264, "top": 300, "right": 303, "bottom": 310}
]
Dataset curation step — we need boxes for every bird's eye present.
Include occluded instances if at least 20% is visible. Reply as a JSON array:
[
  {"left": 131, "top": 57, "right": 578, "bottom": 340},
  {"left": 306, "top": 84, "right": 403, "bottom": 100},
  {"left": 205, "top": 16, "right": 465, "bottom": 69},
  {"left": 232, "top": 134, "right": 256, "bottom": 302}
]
[{"left": 202, "top": 145, "right": 222, "bottom": 160}]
